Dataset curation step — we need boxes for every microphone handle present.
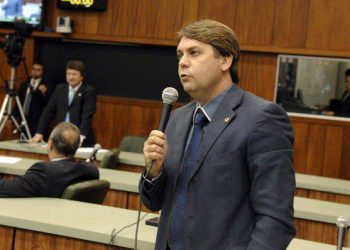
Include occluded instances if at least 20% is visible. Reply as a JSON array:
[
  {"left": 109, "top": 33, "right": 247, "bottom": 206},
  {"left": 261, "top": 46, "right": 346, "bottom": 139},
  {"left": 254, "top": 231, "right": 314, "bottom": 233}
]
[
  {"left": 158, "top": 103, "right": 172, "bottom": 132},
  {"left": 337, "top": 226, "right": 346, "bottom": 250}
]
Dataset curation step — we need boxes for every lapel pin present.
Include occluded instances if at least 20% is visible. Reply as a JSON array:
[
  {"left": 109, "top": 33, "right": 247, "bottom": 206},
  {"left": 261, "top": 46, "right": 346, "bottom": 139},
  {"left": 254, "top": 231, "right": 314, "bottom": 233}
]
[
  {"left": 224, "top": 117, "right": 230, "bottom": 123},
  {"left": 78, "top": 93, "right": 82, "bottom": 97}
]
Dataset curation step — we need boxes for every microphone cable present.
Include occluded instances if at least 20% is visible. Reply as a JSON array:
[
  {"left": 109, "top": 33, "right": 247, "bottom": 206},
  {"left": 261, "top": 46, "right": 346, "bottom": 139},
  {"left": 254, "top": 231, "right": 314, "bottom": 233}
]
[{"left": 108, "top": 162, "right": 155, "bottom": 249}]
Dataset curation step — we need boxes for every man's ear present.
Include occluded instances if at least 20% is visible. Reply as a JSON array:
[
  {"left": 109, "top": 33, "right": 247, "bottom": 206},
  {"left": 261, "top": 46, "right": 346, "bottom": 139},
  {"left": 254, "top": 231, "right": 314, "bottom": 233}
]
[
  {"left": 48, "top": 139, "right": 53, "bottom": 151},
  {"left": 221, "top": 55, "right": 233, "bottom": 72}
]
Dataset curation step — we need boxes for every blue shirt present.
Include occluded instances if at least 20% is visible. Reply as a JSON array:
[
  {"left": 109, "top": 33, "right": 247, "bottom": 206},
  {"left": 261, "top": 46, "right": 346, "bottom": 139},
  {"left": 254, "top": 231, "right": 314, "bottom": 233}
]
[{"left": 185, "top": 85, "right": 232, "bottom": 151}]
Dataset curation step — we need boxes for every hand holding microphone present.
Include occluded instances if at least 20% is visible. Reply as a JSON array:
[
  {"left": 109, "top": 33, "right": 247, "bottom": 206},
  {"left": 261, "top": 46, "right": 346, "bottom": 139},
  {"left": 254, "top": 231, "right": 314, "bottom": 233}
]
[{"left": 143, "top": 87, "right": 178, "bottom": 179}]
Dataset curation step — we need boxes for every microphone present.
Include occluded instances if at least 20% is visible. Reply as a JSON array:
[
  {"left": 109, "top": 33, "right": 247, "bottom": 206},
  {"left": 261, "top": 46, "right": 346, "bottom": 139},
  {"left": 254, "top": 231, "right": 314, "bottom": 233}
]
[
  {"left": 86, "top": 144, "right": 101, "bottom": 163},
  {"left": 158, "top": 87, "right": 179, "bottom": 132},
  {"left": 336, "top": 216, "right": 350, "bottom": 250}
]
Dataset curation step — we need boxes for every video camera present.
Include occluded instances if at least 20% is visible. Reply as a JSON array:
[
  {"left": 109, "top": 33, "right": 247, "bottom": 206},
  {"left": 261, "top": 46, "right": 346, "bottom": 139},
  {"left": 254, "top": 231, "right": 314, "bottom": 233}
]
[{"left": 0, "top": 20, "right": 33, "bottom": 68}]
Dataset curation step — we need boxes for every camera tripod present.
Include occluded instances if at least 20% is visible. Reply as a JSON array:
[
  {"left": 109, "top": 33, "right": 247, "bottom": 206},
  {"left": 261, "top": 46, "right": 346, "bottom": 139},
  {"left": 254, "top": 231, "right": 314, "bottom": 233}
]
[{"left": 0, "top": 66, "right": 32, "bottom": 140}]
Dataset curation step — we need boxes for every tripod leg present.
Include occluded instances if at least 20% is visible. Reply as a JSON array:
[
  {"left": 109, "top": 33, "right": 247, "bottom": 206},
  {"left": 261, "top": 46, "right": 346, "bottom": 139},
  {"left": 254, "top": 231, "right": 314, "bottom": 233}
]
[
  {"left": 0, "top": 95, "right": 11, "bottom": 135},
  {"left": 0, "top": 94, "right": 10, "bottom": 125},
  {"left": 14, "top": 96, "right": 32, "bottom": 139}
]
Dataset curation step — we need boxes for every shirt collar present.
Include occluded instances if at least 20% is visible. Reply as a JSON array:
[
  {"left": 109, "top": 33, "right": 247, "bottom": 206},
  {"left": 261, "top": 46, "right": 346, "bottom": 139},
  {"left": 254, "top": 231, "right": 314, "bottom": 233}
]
[
  {"left": 194, "top": 84, "right": 232, "bottom": 122},
  {"left": 69, "top": 82, "right": 83, "bottom": 92},
  {"left": 51, "top": 157, "right": 69, "bottom": 162},
  {"left": 30, "top": 78, "right": 41, "bottom": 90}
]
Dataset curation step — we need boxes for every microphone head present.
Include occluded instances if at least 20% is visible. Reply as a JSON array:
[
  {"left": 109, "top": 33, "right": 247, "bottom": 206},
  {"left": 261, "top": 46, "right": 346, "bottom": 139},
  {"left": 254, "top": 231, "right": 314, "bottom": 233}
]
[
  {"left": 336, "top": 216, "right": 350, "bottom": 227},
  {"left": 162, "top": 87, "right": 178, "bottom": 104},
  {"left": 94, "top": 144, "right": 101, "bottom": 150}
]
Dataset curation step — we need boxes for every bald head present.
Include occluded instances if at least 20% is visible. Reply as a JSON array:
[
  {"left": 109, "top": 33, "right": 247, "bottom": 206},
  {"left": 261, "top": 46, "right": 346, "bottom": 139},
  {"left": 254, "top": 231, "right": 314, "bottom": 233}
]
[{"left": 49, "top": 122, "right": 80, "bottom": 157}]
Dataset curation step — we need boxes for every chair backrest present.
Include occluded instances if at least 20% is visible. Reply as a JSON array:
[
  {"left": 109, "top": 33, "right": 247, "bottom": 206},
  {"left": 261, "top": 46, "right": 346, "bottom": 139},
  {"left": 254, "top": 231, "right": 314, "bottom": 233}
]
[
  {"left": 99, "top": 148, "right": 120, "bottom": 169},
  {"left": 61, "top": 179, "right": 110, "bottom": 204},
  {"left": 119, "top": 135, "right": 145, "bottom": 153}
]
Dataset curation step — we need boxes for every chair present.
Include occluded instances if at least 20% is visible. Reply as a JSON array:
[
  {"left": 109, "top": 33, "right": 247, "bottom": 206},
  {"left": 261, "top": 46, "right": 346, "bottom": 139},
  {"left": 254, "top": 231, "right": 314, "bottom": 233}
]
[
  {"left": 119, "top": 135, "right": 146, "bottom": 153},
  {"left": 99, "top": 148, "right": 120, "bottom": 169},
  {"left": 61, "top": 179, "right": 110, "bottom": 204}
]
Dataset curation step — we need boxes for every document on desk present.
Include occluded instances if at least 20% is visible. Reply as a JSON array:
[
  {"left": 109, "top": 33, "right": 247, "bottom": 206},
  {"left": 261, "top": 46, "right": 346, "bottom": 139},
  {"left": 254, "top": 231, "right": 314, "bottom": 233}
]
[
  {"left": 0, "top": 156, "right": 22, "bottom": 164},
  {"left": 77, "top": 148, "right": 108, "bottom": 153}
]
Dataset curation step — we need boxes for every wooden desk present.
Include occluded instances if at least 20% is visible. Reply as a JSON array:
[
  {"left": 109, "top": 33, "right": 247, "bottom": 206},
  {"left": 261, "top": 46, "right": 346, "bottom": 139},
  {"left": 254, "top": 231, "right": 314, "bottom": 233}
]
[
  {"left": 0, "top": 198, "right": 347, "bottom": 250},
  {"left": 296, "top": 173, "right": 350, "bottom": 205},
  {"left": 0, "top": 140, "right": 145, "bottom": 172},
  {"left": 0, "top": 198, "right": 156, "bottom": 249},
  {"left": 0, "top": 156, "right": 151, "bottom": 212},
  {"left": 1, "top": 157, "right": 350, "bottom": 245}
]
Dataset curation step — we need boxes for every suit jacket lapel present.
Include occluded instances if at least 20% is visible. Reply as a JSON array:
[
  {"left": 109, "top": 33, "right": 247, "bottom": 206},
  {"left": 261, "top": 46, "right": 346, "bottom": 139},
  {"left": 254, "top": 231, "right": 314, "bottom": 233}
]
[
  {"left": 189, "top": 85, "right": 244, "bottom": 180},
  {"left": 62, "top": 84, "right": 69, "bottom": 111},
  {"left": 69, "top": 83, "right": 84, "bottom": 107}
]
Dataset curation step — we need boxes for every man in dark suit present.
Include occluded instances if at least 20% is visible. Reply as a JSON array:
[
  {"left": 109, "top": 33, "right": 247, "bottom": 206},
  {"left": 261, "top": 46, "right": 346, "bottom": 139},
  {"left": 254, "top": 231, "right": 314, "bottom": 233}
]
[
  {"left": 0, "top": 122, "right": 99, "bottom": 197},
  {"left": 326, "top": 68, "right": 350, "bottom": 117},
  {"left": 140, "top": 19, "right": 296, "bottom": 250},
  {"left": 13, "top": 62, "right": 48, "bottom": 136},
  {"left": 31, "top": 60, "right": 97, "bottom": 147}
]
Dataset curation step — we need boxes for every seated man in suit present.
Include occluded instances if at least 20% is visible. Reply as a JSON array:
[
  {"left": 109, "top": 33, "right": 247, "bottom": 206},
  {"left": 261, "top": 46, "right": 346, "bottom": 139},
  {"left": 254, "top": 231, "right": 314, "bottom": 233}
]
[
  {"left": 325, "top": 68, "right": 350, "bottom": 117},
  {"left": 0, "top": 122, "right": 99, "bottom": 197},
  {"left": 30, "top": 60, "right": 97, "bottom": 146},
  {"left": 13, "top": 62, "right": 48, "bottom": 136}
]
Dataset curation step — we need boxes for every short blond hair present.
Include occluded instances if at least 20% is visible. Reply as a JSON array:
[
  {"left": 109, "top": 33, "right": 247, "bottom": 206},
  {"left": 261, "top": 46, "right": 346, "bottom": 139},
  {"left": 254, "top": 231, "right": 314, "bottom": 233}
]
[{"left": 177, "top": 19, "right": 240, "bottom": 66}]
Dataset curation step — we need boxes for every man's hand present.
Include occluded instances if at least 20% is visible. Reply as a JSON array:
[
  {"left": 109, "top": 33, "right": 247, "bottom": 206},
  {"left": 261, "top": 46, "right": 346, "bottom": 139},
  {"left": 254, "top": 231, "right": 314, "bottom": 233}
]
[
  {"left": 38, "top": 85, "right": 47, "bottom": 96},
  {"left": 29, "top": 133, "right": 44, "bottom": 143},
  {"left": 143, "top": 130, "right": 168, "bottom": 179}
]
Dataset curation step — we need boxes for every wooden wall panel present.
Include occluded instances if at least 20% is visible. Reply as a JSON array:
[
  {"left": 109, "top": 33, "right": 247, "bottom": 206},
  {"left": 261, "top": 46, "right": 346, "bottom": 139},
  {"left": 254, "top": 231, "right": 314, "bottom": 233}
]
[
  {"left": 272, "top": 0, "right": 309, "bottom": 48},
  {"left": 93, "top": 100, "right": 117, "bottom": 149},
  {"left": 103, "top": 190, "right": 128, "bottom": 209},
  {"left": 234, "top": 0, "right": 276, "bottom": 45},
  {"left": 322, "top": 126, "right": 343, "bottom": 177},
  {"left": 197, "top": 0, "right": 237, "bottom": 29},
  {"left": 237, "top": 52, "right": 277, "bottom": 100},
  {"left": 92, "top": 97, "right": 162, "bottom": 149},
  {"left": 305, "top": 124, "right": 326, "bottom": 176},
  {"left": 295, "top": 219, "right": 338, "bottom": 245},
  {"left": 0, "top": 225, "right": 14, "bottom": 250},
  {"left": 46, "top": 0, "right": 198, "bottom": 41},
  {"left": 292, "top": 122, "right": 309, "bottom": 173},
  {"left": 14, "top": 229, "right": 124, "bottom": 250},
  {"left": 306, "top": 0, "right": 350, "bottom": 51},
  {"left": 340, "top": 127, "right": 350, "bottom": 179}
]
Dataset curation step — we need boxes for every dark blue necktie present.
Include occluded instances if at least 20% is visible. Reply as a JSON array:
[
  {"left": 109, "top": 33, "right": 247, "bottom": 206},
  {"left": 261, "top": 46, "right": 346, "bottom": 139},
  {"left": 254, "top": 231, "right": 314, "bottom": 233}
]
[{"left": 169, "top": 109, "right": 209, "bottom": 250}]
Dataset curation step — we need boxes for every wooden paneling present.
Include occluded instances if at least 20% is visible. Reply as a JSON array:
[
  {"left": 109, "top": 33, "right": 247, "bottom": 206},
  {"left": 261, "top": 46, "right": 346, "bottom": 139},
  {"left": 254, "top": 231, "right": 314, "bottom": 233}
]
[
  {"left": 323, "top": 126, "right": 343, "bottom": 177},
  {"left": 272, "top": 0, "right": 309, "bottom": 48},
  {"left": 14, "top": 229, "right": 126, "bottom": 250},
  {"left": 197, "top": 0, "right": 237, "bottom": 29},
  {"left": 0, "top": 149, "right": 48, "bottom": 161},
  {"left": 46, "top": 0, "right": 198, "bottom": 41},
  {"left": 0, "top": 225, "right": 14, "bottom": 250},
  {"left": 305, "top": 124, "right": 326, "bottom": 176},
  {"left": 237, "top": 52, "right": 277, "bottom": 100},
  {"left": 103, "top": 190, "right": 128, "bottom": 209},
  {"left": 295, "top": 219, "right": 339, "bottom": 245},
  {"left": 234, "top": 0, "right": 276, "bottom": 46},
  {"left": 296, "top": 188, "right": 350, "bottom": 205},
  {"left": 340, "top": 127, "right": 350, "bottom": 180},
  {"left": 306, "top": 0, "right": 350, "bottom": 51},
  {"left": 93, "top": 97, "right": 162, "bottom": 149},
  {"left": 292, "top": 122, "right": 309, "bottom": 173}
]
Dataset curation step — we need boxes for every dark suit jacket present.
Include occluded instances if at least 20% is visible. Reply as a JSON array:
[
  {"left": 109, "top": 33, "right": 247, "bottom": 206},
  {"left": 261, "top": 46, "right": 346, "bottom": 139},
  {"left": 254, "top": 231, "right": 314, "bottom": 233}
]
[
  {"left": 0, "top": 159, "right": 99, "bottom": 198},
  {"left": 335, "top": 91, "right": 350, "bottom": 117},
  {"left": 36, "top": 83, "right": 97, "bottom": 147},
  {"left": 14, "top": 79, "right": 48, "bottom": 136},
  {"left": 140, "top": 84, "right": 296, "bottom": 250}
]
